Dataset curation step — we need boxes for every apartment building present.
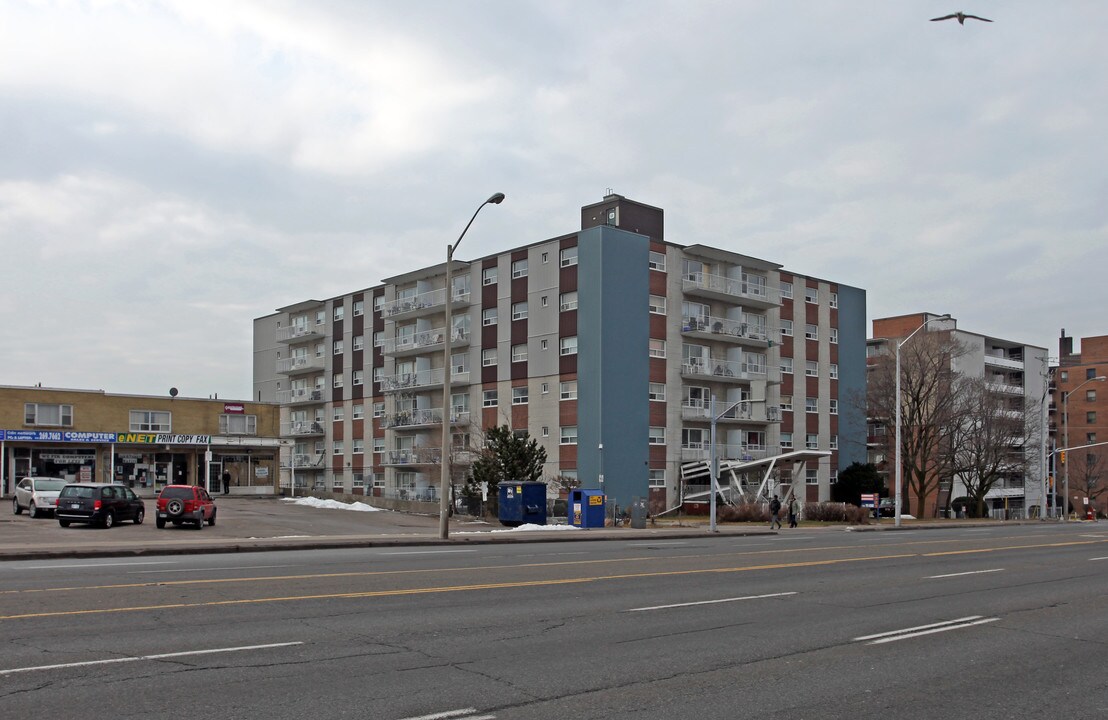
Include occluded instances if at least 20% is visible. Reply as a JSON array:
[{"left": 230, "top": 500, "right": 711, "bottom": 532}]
[
  {"left": 1052, "top": 331, "right": 1108, "bottom": 518},
  {"left": 868, "top": 314, "right": 1048, "bottom": 518},
  {"left": 253, "top": 194, "right": 867, "bottom": 511}
]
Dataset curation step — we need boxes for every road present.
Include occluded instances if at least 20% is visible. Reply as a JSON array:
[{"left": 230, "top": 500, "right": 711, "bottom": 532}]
[{"left": 1, "top": 523, "right": 1105, "bottom": 719}]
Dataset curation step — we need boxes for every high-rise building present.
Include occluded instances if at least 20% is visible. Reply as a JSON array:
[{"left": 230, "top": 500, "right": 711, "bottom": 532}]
[
  {"left": 253, "top": 194, "right": 867, "bottom": 511},
  {"left": 1052, "top": 331, "right": 1108, "bottom": 518}
]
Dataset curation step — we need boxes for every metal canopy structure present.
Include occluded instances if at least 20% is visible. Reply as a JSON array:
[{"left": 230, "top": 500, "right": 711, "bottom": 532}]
[{"left": 681, "top": 450, "right": 833, "bottom": 505}]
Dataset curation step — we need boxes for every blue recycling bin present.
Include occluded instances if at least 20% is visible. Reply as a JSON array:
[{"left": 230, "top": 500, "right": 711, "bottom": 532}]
[
  {"left": 568, "top": 489, "right": 606, "bottom": 528},
  {"left": 498, "top": 481, "right": 548, "bottom": 527}
]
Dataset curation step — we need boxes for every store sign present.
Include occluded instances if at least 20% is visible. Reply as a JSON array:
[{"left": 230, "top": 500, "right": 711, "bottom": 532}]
[
  {"left": 40, "top": 453, "right": 96, "bottom": 463},
  {"left": 115, "top": 433, "right": 212, "bottom": 445},
  {"left": 0, "top": 430, "right": 118, "bottom": 443},
  {"left": 223, "top": 403, "right": 245, "bottom": 414}
]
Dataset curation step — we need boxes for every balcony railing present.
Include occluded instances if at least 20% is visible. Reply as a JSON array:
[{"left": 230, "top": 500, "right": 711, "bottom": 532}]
[
  {"left": 381, "top": 287, "right": 472, "bottom": 319},
  {"left": 382, "top": 326, "right": 470, "bottom": 356},
  {"left": 381, "top": 367, "right": 470, "bottom": 392},
  {"left": 277, "top": 324, "right": 325, "bottom": 343},
  {"left": 681, "top": 401, "right": 780, "bottom": 423},
  {"left": 682, "top": 272, "right": 780, "bottom": 307},
  {"left": 680, "top": 443, "right": 775, "bottom": 462},
  {"left": 681, "top": 358, "right": 768, "bottom": 381},
  {"left": 289, "top": 453, "right": 326, "bottom": 469},
  {"left": 983, "top": 354, "right": 1025, "bottom": 370},
  {"left": 987, "top": 381, "right": 1025, "bottom": 396},
  {"left": 276, "top": 355, "right": 326, "bottom": 374},
  {"left": 282, "top": 420, "right": 326, "bottom": 436},
  {"left": 381, "top": 447, "right": 477, "bottom": 466},
  {"left": 276, "top": 387, "right": 325, "bottom": 404},
  {"left": 681, "top": 315, "right": 771, "bottom": 344}
]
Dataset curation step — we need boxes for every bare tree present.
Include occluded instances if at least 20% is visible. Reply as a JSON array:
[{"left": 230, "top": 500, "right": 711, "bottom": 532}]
[{"left": 1075, "top": 451, "right": 1106, "bottom": 510}]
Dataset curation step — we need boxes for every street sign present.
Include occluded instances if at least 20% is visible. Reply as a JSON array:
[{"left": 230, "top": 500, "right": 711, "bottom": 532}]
[{"left": 860, "top": 493, "right": 878, "bottom": 508}]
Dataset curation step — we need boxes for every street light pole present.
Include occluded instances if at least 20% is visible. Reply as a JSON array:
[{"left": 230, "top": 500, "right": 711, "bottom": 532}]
[
  {"left": 894, "top": 314, "right": 951, "bottom": 528},
  {"left": 1060, "top": 374, "right": 1106, "bottom": 523},
  {"left": 439, "top": 193, "right": 505, "bottom": 540}
]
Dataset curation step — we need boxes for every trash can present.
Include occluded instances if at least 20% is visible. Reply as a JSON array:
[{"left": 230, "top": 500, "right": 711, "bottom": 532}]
[
  {"left": 498, "top": 481, "right": 547, "bottom": 527},
  {"left": 568, "top": 489, "right": 606, "bottom": 528}
]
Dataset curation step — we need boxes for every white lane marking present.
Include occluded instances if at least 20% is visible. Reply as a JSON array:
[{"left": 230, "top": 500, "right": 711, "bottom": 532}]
[
  {"left": 377, "top": 549, "right": 479, "bottom": 556},
  {"left": 397, "top": 710, "right": 495, "bottom": 720},
  {"left": 628, "top": 542, "right": 688, "bottom": 547},
  {"left": 627, "top": 592, "right": 797, "bottom": 612},
  {"left": 926, "top": 568, "right": 1004, "bottom": 579},
  {"left": 129, "top": 564, "right": 299, "bottom": 574},
  {"left": 19, "top": 561, "right": 177, "bottom": 570},
  {"left": 1090, "top": 556, "right": 1108, "bottom": 561},
  {"left": 0, "top": 642, "right": 303, "bottom": 676},
  {"left": 854, "top": 616, "right": 999, "bottom": 645}
]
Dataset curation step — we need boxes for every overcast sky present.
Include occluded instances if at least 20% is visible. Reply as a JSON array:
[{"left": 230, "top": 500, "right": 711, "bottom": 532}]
[{"left": 2, "top": 1, "right": 1105, "bottom": 401}]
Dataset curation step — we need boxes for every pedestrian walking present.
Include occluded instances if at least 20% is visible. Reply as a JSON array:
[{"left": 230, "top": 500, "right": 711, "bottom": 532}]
[
  {"left": 787, "top": 497, "right": 798, "bottom": 528},
  {"left": 221, "top": 469, "right": 231, "bottom": 495},
  {"left": 769, "top": 494, "right": 782, "bottom": 530}
]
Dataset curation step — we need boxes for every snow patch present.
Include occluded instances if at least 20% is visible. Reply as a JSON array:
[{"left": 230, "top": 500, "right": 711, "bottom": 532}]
[
  {"left": 455, "top": 523, "right": 581, "bottom": 534},
  {"left": 282, "top": 497, "right": 383, "bottom": 512}
]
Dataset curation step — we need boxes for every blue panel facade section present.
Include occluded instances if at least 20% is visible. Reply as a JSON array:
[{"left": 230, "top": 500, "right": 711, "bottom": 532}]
[
  {"left": 576, "top": 226, "right": 650, "bottom": 508},
  {"left": 835, "top": 284, "right": 868, "bottom": 473}
]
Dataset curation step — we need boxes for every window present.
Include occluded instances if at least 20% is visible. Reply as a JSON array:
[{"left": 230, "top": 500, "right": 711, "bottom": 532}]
[
  {"left": 649, "top": 251, "right": 667, "bottom": 272},
  {"left": 332, "top": 441, "right": 344, "bottom": 455},
  {"left": 24, "top": 403, "right": 73, "bottom": 427},
  {"left": 353, "top": 370, "right": 364, "bottom": 386},
  {"left": 352, "top": 335, "right": 364, "bottom": 351},
  {"left": 649, "top": 295, "right": 667, "bottom": 315},
  {"left": 373, "top": 331, "right": 384, "bottom": 347},
  {"left": 806, "top": 433, "right": 819, "bottom": 450},
  {"left": 482, "top": 266, "right": 498, "bottom": 285},
  {"left": 512, "top": 344, "right": 528, "bottom": 363},
  {"left": 1088, "top": 433, "right": 1097, "bottom": 443},
  {"left": 542, "top": 251, "right": 549, "bottom": 264},
  {"left": 1060, "top": 371, "right": 1068, "bottom": 381},
  {"left": 560, "top": 336, "right": 578, "bottom": 356},
  {"left": 541, "top": 339, "right": 548, "bottom": 351},
  {"left": 352, "top": 473, "right": 365, "bottom": 488},
  {"left": 830, "top": 363, "right": 839, "bottom": 379},
  {"left": 353, "top": 300, "right": 364, "bottom": 316},
  {"left": 541, "top": 295, "right": 548, "bottom": 308},
  {"left": 829, "top": 327, "right": 838, "bottom": 344},
  {"left": 780, "top": 281, "right": 793, "bottom": 299},
  {"left": 649, "top": 382, "right": 666, "bottom": 401},
  {"left": 540, "top": 426, "right": 549, "bottom": 438},
  {"left": 806, "top": 361, "right": 819, "bottom": 377},
  {"left": 352, "top": 404, "right": 365, "bottom": 420},
  {"left": 316, "top": 310, "right": 326, "bottom": 325},
  {"left": 805, "top": 287, "right": 818, "bottom": 304},
  {"left": 1088, "top": 412, "right": 1097, "bottom": 424},
  {"left": 315, "top": 342, "right": 325, "bottom": 357},
  {"left": 482, "top": 348, "right": 498, "bottom": 367},
  {"left": 780, "top": 432, "right": 793, "bottom": 449},
  {"left": 1087, "top": 368, "right": 1098, "bottom": 380},
  {"left": 649, "top": 427, "right": 666, "bottom": 445},
  {"left": 512, "top": 302, "right": 528, "bottom": 321},
  {"left": 372, "top": 402, "right": 385, "bottom": 418},
  {"left": 353, "top": 439, "right": 365, "bottom": 454},
  {"left": 540, "top": 382, "right": 549, "bottom": 394},
  {"left": 780, "top": 357, "right": 793, "bottom": 374},
  {"left": 1087, "top": 390, "right": 1097, "bottom": 402},
  {"left": 560, "top": 291, "right": 578, "bottom": 311},
  {"left": 130, "top": 410, "right": 170, "bottom": 432},
  {"left": 560, "top": 246, "right": 578, "bottom": 267},
  {"left": 482, "top": 308, "right": 498, "bottom": 326},
  {"left": 219, "top": 414, "right": 257, "bottom": 435},
  {"left": 780, "top": 396, "right": 793, "bottom": 412},
  {"left": 333, "top": 406, "right": 345, "bottom": 421},
  {"left": 333, "top": 340, "right": 344, "bottom": 355},
  {"left": 830, "top": 435, "right": 839, "bottom": 450},
  {"left": 649, "top": 339, "right": 666, "bottom": 358},
  {"left": 560, "top": 381, "right": 577, "bottom": 400},
  {"left": 333, "top": 374, "right": 344, "bottom": 388},
  {"left": 829, "top": 292, "right": 838, "bottom": 308},
  {"left": 512, "top": 386, "right": 528, "bottom": 405},
  {"left": 830, "top": 399, "right": 839, "bottom": 415},
  {"left": 511, "top": 259, "right": 528, "bottom": 279},
  {"left": 806, "top": 397, "right": 818, "bottom": 413},
  {"left": 805, "top": 324, "right": 818, "bottom": 340},
  {"left": 372, "top": 296, "right": 384, "bottom": 313},
  {"left": 780, "top": 320, "right": 793, "bottom": 337},
  {"left": 482, "top": 389, "right": 498, "bottom": 407},
  {"left": 806, "top": 469, "right": 819, "bottom": 484},
  {"left": 334, "top": 305, "right": 345, "bottom": 321},
  {"left": 560, "top": 426, "right": 578, "bottom": 445},
  {"left": 649, "top": 469, "right": 666, "bottom": 487},
  {"left": 373, "top": 438, "right": 385, "bottom": 454}
]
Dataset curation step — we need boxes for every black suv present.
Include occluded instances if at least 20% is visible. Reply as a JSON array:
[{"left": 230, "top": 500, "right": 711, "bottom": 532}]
[{"left": 56, "top": 483, "right": 145, "bottom": 528}]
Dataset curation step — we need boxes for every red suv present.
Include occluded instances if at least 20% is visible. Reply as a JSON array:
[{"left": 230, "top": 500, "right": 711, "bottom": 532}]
[{"left": 155, "top": 485, "right": 217, "bottom": 529}]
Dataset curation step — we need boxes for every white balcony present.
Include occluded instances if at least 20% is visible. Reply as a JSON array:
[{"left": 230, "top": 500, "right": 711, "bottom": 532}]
[
  {"left": 681, "top": 401, "right": 780, "bottom": 423},
  {"left": 984, "top": 353, "right": 1025, "bottom": 371},
  {"left": 681, "top": 358, "right": 768, "bottom": 383},
  {"left": 289, "top": 453, "right": 325, "bottom": 469},
  {"left": 680, "top": 443, "right": 775, "bottom": 462},
  {"left": 276, "top": 355, "right": 326, "bottom": 375},
  {"left": 382, "top": 326, "right": 471, "bottom": 357},
  {"left": 381, "top": 367, "right": 470, "bottom": 393},
  {"left": 682, "top": 272, "right": 780, "bottom": 309},
  {"left": 276, "top": 387, "right": 325, "bottom": 405},
  {"left": 988, "top": 381, "right": 1025, "bottom": 396},
  {"left": 681, "top": 315, "right": 772, "bottom": 347},
  {"left": 282, "top": 420, "right": 325, "bottom": 436},
  {"left": 381, "top": 287, "right": 472, "bottom": 320},
  {"left": 277, "top": 324, "right": 325, "bottom": 343}
]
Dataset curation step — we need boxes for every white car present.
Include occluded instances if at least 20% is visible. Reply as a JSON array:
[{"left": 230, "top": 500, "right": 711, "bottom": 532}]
[{"left": 13, "top": 477, "right": 67, "bottom": 518}]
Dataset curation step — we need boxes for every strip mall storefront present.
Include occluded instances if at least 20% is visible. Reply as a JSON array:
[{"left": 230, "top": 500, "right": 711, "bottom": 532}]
[{"left": 0, "top": 430, "right": 281, "bottom": 497}]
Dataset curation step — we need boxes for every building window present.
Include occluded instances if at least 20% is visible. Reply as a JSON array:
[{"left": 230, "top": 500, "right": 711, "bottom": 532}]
[
  {"left": 334, "top": 305, "right": 345, "bottom": 321},
  {"left": 1088, "top": 412, "right": 1097, "bottom": 424},
  {"left": 560, "top": 381, "right": 577, "bottom": 400},
  {"left": 353, "top": 335, "right": 364, "bottom": 351},
  {"left": 482, "top": 308, "right": 498, "bottom": 326},
  {"left": 483, "top": 389, "right": 498, "bottom": 407},
  {"left": 1087, "top": 433, "right": 1097, "bottom": 443},
  {"left": 829, "top": 292, "right": 838, "bottom": 308},
  {"left": 373, "top": 438, "right": 385, "bottom": 454},
  {"left": 512, "top": 344, "right": 528, "bottom": 363},
  {"left": 649, "top": 251, "right": 667, "bottom": 272},
  {"left": 511, "top": 259, "right": 528, "bottom": 279},
  {"left": 372, "top": 296, "right": 384, "bottom": 313},
  {"left": 332, "top": 441, "right": 344, "bottom": 455},
  {"left": 25, "top": 403, "right": 73, "bottom": 427},
  {"left": 352, "top": 404, "right": 364, "bottom": 420},
  {"left": 560, "top": 246, "right": 578, "bottom": 267},
  {"left": 1087, "top": 390, "right": 1097, "bottom": 402},
  {"left": 806, "top": 433, "right": 818, "bottom": 450},
  {"left": 560, "top": 336, "right": 578, "bottom": 356},
  {"left": 830, "top": 399, "right": 839, "bottom": 415},
  {"left": 830, "top": 435, "right": 839, "bottom": 450},
  {"left": 649, "top": 339, "right": 666, "bottom": 358},
  {"left": 482, "top": 348, "right": 498, "bottom": 367},
  {"left": 334, "top": 340, "right": 344, "bottom": 355},
  {"left": 482, "top": 266, "right": 498, "bottom": 285},
  {"left": 780, "top": 396, "right": 793, "bottom": 412},
  {"left": 780, "top": 357, "right": 793, "bottom": 374},
  {"left": 805, "top": 324, "right": 818, "bottom": 340},
  {"left": 373, "top": 402, "right": 385, "bottom": 418},
  {"left": 830, "top": 363, "right": 839, "bottom": 379},
  {"left": 219, "top": 414, "right": 257, "bottom": 435},
  {"left": 353, "top": 439, "right": 365, "bottom": 454},
  {"left": 541, "top": 339, "right": 548, "bottom": 351},
  {"left": 512, "top": 302, "right": 528, "bottom": 321},
  {"left": 352, "top": 473, "right": 365, "bottom": 488},
  {"left": 805, "top": 287, "right": 818, "bottom": 304},
  {"left": 560, "top": 291, "right": 578, "bottom": 311},
  {"left": 649, "top": 427, "right": 666, "bottom": 445},
  {"left": 541, "top": 295, "right": 548, "bottom": 307},
  {"left": 806, "top": 397, "right": 818, "bottom": 413},
  {"left": 560, "top": 426, "right": 578, "bottom": 445},
  {"left": 806, "top": 469, "right": 819, "bottom": 484},
  {"left": 353, "top": 370, "right": 364, "bottom": 386},
  {"left": 1087, "top": 368, "right": 1098, "bottom": 380},
  {"left": 780, "top": 432, "right": 793, "bottom": 449},
  {"left": 649, "top": 382, "right": 666, "bottom": 401},
  {"left": 333, "top": 374, "right": 344, "bottom": 388},
  {"left": 780, "top": 281, "right": 793, "bottom": 299},
  {"left": 1060, "top": 371, "right": 1068, "bottom": 381},
  {"left": 130, "top": 410, "right": 170, "bottom": 432},
  {"left": 540, "top": 382, "right": 549, "bottom": 394},
  {"left": 781, "top": 320, "right": 793, "bottom": 337},
  {"left": 512, "top": 386, "right": 528, "bottom": 405},
  {"left": 333, "top": 406, "right": 345, "bottom": 421},
  {"left": 353, "top": 300, "right": 364, "bottom": 316},
  {"left": 373, "top": 331, "right": 384, "bottom": 347},
  {"left": 649, "top": 469, "right": 666, "bottom": 487},
  {"left": 649, "top": 295, "right": 667, "bottom": 315},
  {"left": 542, "top": 251, "right": 549, "bottom": 264},
  {"left": 372, "top": 367, "right": 383, "bottom": 384},
  {"left": 829, "top": 327, "right": 838, "bottom": 344},
  {"left": 806, "top": 361, "right": 819, "bottom": 377}
]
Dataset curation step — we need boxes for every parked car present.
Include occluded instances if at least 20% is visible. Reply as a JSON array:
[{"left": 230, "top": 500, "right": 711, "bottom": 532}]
[
  {"left": 56, "top": 483, "right": 145, "bottom": 528},
  {"left": 12, "top": 476, "right": 66, "bottom": 518},
  {"left": 874, "top": 498, "right": 896, "bottom": 518},
  {"left": 155, "top": 485, "right": 217, "bottom": 529}
]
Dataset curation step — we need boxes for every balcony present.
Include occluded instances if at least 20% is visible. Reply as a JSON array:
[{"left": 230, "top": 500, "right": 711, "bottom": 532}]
[
  {"left": 987, "top": 381, "right": 1025, "bottom": 396},
  {"left": 681, "top": 316, "right": 772, "bottom": 347},
  {"left": 276, "top": 355, "right": 326, "bottom": 375},
  {"left": 277, "top": 324, "right": 325, "bottom": 343},
  {"left": 289, "top": 453, "right": 326, "bottom": 469},
  {"left": 276, "top": 387, "right": 325, "bottom": 405},
  {"left": 383, "top": 408, "right": 472, "bottom": 430},
  {"left": 680, "top": 358, "right": 768, "bottom": 383},
  {"left": 282, "top": 420, "right": 325, "bottom": 437},
  {"left": 381, "top": 287, "right": 471, "bottom": 321},
  {"left": 984, "top": 353, "right": 1025, "bottom": 371},
  {"left": 680, "top": 443, "right": 775, "bottom": 463},
  {"left": 381, "top": 367, "right": 470, "bottom": 393},
  {"left": 382, "top": 326, "right": 471, "bottom": 357},
  {"left": 681, "top": 401, "right": 780, "bottom": 423},
  {"left": 682, "top": 272, "right": 780, "bottom": 309}
]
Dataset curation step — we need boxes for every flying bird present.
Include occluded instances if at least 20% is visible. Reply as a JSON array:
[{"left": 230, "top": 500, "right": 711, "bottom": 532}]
[{"left": 931, "top": 12, "right": 993, "bottom": 24}]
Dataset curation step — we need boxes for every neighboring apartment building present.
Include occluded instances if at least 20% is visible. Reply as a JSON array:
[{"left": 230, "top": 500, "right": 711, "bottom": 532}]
[
  {"left": 0, "top": 386, "right": 282, "bottom": 497},
  {"left": 868, "top": 314, "right": 1048, "bottom": 518},
  {"left": 1052, "top": 331, "right": 1108, "bottom": 518},
  {"left": 253, "top": 194, "right": 867, "bottom": 511}
]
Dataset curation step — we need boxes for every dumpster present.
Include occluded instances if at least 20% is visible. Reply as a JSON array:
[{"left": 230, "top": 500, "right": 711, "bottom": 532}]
[
  {"left": 568, "top": 489, "right": 606, "bottom": 528},
  {"left": 498, "top": 481, "right": 547, "bottom": 527}
]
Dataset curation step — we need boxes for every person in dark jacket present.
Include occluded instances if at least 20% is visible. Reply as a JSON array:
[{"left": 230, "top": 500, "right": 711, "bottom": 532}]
[
  {"left": 787, "top": 497, "right": 798, "bottom": 528},
  {"left": 769, "top": 495, "right": 782, "bottom": 530},
  {"left": 221, "top": 470, "right": 231, "bottom": 495}
]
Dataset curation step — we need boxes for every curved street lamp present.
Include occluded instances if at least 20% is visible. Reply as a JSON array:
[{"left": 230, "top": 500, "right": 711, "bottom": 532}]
[{"left": 440, "top": 193, "right": 505, "bottom": 540}]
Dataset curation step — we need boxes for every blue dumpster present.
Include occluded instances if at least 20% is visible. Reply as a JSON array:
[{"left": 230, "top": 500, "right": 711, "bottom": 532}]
[
  {"left": 568, "top": 489, "right": 606, "bottom": 528},
  {"left": 498, "top": 481, "right": 547, "bottom": 527}
]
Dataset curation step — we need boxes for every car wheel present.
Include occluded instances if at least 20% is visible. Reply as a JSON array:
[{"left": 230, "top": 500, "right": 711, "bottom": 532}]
[
  {"left": 29, "top": 501, "right": 39, "bottom": 519},
  {"left": 134, "top": 508, "right": 144, "bottom": 525},
  {"left": 102, "top": 511, "right": 115, "bottom": 529},
  {"left": 155, "top": 517, "right": 166, "bottom": 529},
  {"left": 13, "top": 498, "right": 22, "bottom": 515},
  {"left": 166, "top": 499, "right": 184, "bottom": 517},
  {"left": 195, "top": 516, "right": 204, "bottom": 530},
  {"left": 208, "top": 509, "right": 217, "bottom": 526},
  {"left": 59, "top": 519, "right": 70, "bottom": 528}
]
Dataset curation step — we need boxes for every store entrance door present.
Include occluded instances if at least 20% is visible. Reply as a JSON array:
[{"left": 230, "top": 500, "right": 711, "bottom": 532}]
[{"left": 208, "top": 462, "right": 222, "bottom": 495}]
